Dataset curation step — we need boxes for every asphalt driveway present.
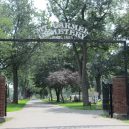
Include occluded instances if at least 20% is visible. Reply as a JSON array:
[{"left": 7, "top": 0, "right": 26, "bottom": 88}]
[{"left": 0, "top": 99, "right": 129, "bottom": 129}]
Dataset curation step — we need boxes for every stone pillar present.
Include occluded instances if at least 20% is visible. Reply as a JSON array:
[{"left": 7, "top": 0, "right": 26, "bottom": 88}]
[
  {"left": 0, "top": 75, "right": 6, "bottom": 122},
  {"left": 112, "top": 76, "right": 128, "bottom": 119}
]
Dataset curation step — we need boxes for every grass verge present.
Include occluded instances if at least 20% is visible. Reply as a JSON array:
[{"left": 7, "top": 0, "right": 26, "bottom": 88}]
[
  {"left": 43, "top": 99, "right": 102, "bottom": 110},
  {"left": 59, "top": 101, "right": 102, "bottom": 110},
  {"left": 7, "top": 99, "right": 29, "bottom": 112},
  {"left": 121, "top": 120, "right": 129, "bottom": 124}
]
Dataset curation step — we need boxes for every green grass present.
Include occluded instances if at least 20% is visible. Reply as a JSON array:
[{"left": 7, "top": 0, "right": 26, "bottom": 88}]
[
  {"left": 43, "top": 99, "right": 102, "bottom": 110},
  {"left": 7, "top": 99, "right": 29, "bottom": 112},
  {"left": 59, "top": 101, "right": 102, "bottom": 110},
  {"left": 122, "top": 120, "right": 129, "bottom": 124},
  {"left": 43, "top": 98, "right": 62, "bottom": 104}
]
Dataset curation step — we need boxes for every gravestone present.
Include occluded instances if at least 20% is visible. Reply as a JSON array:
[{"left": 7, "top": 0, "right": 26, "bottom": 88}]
[{"left": 0, "top": 75, "right": 6, "bottom": 123}]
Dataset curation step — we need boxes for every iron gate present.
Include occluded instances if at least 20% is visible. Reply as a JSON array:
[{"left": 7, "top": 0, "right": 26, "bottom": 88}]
[
  {"left": 102, "top": 82, "right": 113, "bottom": 118},
  {"left": 5, "top": 84, "right": 7, "bottom": 116}
]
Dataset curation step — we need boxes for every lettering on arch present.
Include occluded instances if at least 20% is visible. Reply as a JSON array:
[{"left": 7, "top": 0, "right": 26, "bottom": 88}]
[{"left": 37, "top": 22, "right": 88, "bottom": 40}]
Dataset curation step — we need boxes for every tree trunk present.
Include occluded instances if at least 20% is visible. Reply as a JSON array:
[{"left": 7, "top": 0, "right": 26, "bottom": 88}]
[
  {"left": 26, "top": 89, "right": 32, "bottom": 98},
  {"left": 55, "top": 88, "right": 60, "bottom": 102},
  {"left": 60, "top": 88, "right": 64, "bottom": 103},
  {"left": 95, "top": 75, "right": 101, "bottom": 99},
  {"left": 7, "top": 84, "right": 10, "bottom": 98},
  {"left": 73, "top": 42, "right": 89, "bottom": 106},
  {"left": 78, "top": 88, "right": 81, "bottom": 101},
  {"left": 24, "top": 88, "right": 27, "bottom": 99},
  {"left": 12, "top": 65, "right": 18, "bottom": 104},
  {"left": 81, "top": 42, "right": 89, "bottom": 106},
  {"left": 24, "top": 87, "right": 31, "bottom": 99},
  {"left": 48, "top": 88, "right": 53, "bottom": 101},
  {"left": 73, "top": 43, "right": 82, "bottom": 78},
  {"left": 23, "top": 79, "right": 28, "bottom": 99},
  {"left": 40, "top": 89, "right": 45, "bottom": 99}
]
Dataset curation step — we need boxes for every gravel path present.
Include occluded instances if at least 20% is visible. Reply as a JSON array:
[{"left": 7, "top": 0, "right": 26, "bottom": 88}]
[{"left": 0, "top": 99, "right": 129, "bottom": 129}]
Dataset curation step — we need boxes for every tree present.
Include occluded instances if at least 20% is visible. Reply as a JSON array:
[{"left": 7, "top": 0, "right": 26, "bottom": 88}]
[
  {"left": 48, "top": 0, "right": 114, "bottom": 105},
  {"left": 67, "top": 71, "right": 81, "bottom": 101},
  {"left": 31, "top": 40, "right": 79, "bottom": 101},
  {"left": 0, "top": 0, "right": 38, "bottom": 103},
  {"left": 47, "top": 69, "right": 80, "bottom": 102},
  {"left": 114, "top": 10, "right": 129, "bottom": 39},
  {"left": 11, "top": 1, "right": 35, "bottom": 103},
  {"left": 89, "top": 49, "right": 112, "bottom": 99},
  {"left": 47, "top": 69, "right": 70, "bottom": 102}
]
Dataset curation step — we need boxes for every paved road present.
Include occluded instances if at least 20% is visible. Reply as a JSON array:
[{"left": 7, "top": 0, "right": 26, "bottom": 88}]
[{"left": 0, "top": 99, "right": 129, "bottom": 129}]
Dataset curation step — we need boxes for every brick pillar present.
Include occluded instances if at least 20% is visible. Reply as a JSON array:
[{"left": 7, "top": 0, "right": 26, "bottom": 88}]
[
  {"left": 112, "top": 76, "right": 128, "bottom": 119},
  {"left": 0, "top": 75, "right": 6, "bottom": 122}
]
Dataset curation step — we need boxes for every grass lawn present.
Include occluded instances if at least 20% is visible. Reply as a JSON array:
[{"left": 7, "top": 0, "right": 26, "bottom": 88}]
[
  {"left": 122, "top": 120, "right": 129, "bottom": 124},
  {"left": 59, "top": 101, "right": 102, "bottom": 110},
  {"left": 43, "top": 99, "right": 59, "bottom": 104},
  {"left": 43, "top": 99, "right": 102, "bottom": 110},
  {"left": 7, "top": 99, "right": 29, "bottom": 112}
]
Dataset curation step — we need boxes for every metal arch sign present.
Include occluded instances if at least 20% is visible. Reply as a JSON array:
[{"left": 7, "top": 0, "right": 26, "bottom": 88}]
[{"left": 37, "top": 22, "right": 88, "bottom": 40}]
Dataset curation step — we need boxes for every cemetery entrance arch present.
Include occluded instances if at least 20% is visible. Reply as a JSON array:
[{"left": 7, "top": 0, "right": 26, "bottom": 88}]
[{"left": 0, "top": 22, "right": 128, "bottom": 120}]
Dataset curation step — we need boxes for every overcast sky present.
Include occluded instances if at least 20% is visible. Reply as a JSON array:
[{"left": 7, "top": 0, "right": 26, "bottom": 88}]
[
  {"left": 34, "top": 0, "right": 58, "bottom": 21},
  {"left": 34, "top": 0, "right": 48, "bottom": 10}
]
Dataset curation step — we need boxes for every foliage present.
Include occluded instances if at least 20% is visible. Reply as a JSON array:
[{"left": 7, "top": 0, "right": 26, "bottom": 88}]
[
  {"left": 114, "top": 12, "right": 129, "bottom": 39},
  {"left": 47, "top": 69, "right": 80, "bottom": 102},
  {"left": 47, "top": 0, "right": 121, "bottom": 106},
  {"left": 0, "top": 0, "right": 47, "bottom": 103},
  {"left": 0, "top": 0, "right": 129, "bottom": 106},
  {"left": 47, "top": 69, "right": 72, "bottom": 86}
]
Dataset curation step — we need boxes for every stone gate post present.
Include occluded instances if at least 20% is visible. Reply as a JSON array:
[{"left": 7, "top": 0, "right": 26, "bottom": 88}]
[
  {"left": 0, "top": 75, "right": 6, "bottom": 122},
  {"left": 112, "top": 76, "right": 129, "bottom": 119}
]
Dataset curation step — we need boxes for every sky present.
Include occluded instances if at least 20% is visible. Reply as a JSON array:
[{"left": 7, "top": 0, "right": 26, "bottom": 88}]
[
  {"left": 33, "top": 0, "right": 58, "bottom": 22},
  {"left": 34, "top": 0, "right": 48, "bottom": 10}
]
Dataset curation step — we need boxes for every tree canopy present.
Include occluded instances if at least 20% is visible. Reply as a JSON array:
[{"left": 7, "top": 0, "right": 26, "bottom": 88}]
[{"left": 0, "top": 0, "right": 128, "bottom": 105}]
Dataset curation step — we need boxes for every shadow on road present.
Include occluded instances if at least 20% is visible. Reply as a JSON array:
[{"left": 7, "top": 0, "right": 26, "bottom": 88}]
[
  {"left": 46, "top": 106, "right": 103, "bottom": 116},
  {"left": 6, "top": 124, "right": 129, "bottom": 129},
  {"left": 25, "top": 102, "right": 54, "bottom": 108},
  {"left": 25, "top": 101, "right": 103, "bottom": 116}
]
